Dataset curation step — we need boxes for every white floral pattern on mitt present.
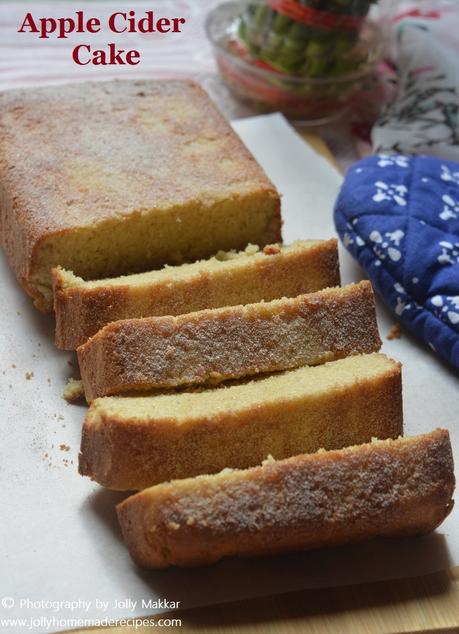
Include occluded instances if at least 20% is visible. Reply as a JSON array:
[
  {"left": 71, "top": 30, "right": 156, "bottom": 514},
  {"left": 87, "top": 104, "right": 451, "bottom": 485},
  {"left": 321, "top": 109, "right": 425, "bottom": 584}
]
[{"left": 334, "top": 153, "right": 459, "bottom": 368}]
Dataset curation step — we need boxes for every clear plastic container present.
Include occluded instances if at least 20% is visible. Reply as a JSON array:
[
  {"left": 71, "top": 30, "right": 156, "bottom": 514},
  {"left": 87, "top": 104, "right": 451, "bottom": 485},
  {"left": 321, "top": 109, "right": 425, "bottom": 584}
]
[
  {"left": 206, "top": 1, "right": 383, "bottom": 123},
  {"left": 237, "top": 0, "right": 377, "bottom": 76}
]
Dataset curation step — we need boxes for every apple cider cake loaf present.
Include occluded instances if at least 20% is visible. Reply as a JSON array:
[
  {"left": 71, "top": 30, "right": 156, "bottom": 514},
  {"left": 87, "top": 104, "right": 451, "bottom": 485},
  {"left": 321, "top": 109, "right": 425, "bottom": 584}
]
[
  {"left": 0, "top": 80, "right": 281, "bottom": 311},
  {"left": 54, "top": 239, "right": 339, "bottom": 349},
  {"left": 117, "top": 430, "right": 454, "bottom": 568},
  {"left": 79, "top": 353, "right": 403, "bottom": 490},
  {"left": 77, "top": 281, "right": 381, "bottom": 401}
]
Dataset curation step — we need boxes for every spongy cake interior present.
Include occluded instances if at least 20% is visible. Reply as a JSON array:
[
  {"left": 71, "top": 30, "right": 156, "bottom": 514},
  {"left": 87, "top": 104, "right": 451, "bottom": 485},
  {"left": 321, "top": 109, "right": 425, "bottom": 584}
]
[
  {"left": 89, "top": 353, "right": 397, "bottom": 424},
  {"left": 133, "top": 432, "right": 431, "bottom": 495},
  {"left": 32, "top": 193, "right": 279, "bottom": 308},
  {"left": 56, "top": 240, "right": 322, "bottom": 290}
]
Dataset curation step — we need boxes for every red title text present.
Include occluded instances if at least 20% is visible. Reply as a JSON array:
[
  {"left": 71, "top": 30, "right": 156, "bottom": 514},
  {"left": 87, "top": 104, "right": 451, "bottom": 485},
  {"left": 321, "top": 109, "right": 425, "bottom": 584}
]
[{"left": 18, "top": 10, "right": 186, "bottom": 65}]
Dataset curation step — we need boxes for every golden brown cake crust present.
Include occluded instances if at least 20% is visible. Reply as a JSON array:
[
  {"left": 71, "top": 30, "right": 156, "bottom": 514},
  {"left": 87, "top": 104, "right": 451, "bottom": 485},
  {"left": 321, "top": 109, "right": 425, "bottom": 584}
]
[
  {"left": 79, "top": 354, "right": 403, "bottom": 491},
  {"left": 116, "top": 430, "right": 455, "bottom": 568},
  {"left": 77, "top": 281, "right": 381, "bottom": 401},
  {"left": 0, "top": 80, "right": 281, "bottom": 311},
  {"left": 54, "top": 239, "right": 339, "bottom": 350}
]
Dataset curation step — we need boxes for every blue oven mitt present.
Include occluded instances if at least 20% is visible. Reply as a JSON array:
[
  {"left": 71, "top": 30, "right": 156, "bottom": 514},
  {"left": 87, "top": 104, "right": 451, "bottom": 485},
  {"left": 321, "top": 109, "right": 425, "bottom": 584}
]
[{"left": 334, "top": 154, "right": 459, "bottom": 370}]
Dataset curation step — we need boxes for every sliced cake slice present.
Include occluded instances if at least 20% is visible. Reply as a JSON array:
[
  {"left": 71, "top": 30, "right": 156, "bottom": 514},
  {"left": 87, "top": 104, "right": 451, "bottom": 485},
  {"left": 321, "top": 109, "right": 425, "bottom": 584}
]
[
  {"left": 117, "top": 429, "right": 455, "bottom": 568},
  {"left": 53, "top": 238, "right": 339, "bottom": 350},
  {"left": 78, "top": 281, "right": 381, "bottom": 402},
  {"left": 79, "top": 353, "right": 403, "bottom": 491}
]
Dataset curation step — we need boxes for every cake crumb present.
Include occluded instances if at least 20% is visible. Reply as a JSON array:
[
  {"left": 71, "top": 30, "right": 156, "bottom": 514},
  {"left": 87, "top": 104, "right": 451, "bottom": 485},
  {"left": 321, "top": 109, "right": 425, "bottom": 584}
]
[
  {"left": 11, "top": 363, "right": 16, "bottom": 368},
  {"left": 387, "top": 324, "right": 402, "bottom": 340},
  {"left": 263, "top": 244, "right": 281, "bottom": 255},
  {"left": 59, "top": 444, "right": 70, "bottom": 452},
  {"left": 244, "top": 243, "right": 259, "bottom": 256},
  {"left": 62, "top": 378, "right": 84, "bottom": 402},
  {"left": 25, "top": 371, "right": 34, "bottom": 380},
  {"left": 215, "top": 244, "right": 260, "bottom": 262}
]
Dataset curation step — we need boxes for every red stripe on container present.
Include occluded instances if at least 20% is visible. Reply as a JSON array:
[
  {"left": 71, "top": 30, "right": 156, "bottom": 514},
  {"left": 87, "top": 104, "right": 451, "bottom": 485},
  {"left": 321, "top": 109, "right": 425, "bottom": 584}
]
[{"left": 267, "top": 0, "right": 364, "bottom": 32}]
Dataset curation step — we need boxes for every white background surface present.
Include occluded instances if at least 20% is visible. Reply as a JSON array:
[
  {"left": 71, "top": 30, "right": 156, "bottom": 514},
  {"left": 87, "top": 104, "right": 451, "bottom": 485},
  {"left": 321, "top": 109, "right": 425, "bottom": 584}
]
[{"left": 1, "top": 114, "right": 458, "bottom": 634}]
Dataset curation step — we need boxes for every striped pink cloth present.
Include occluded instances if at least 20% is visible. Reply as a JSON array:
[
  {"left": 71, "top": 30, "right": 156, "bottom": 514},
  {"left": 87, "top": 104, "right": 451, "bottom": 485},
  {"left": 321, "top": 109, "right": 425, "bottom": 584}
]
[{"left": 0, "top": 1, "right": 219, "bottom": 90}]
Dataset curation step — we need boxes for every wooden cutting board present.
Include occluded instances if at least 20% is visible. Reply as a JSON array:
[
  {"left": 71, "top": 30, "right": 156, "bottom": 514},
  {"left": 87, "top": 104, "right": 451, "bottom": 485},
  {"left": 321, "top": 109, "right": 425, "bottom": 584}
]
[{"left": 95, "top": 568, "right": 459, "bottom": 634}]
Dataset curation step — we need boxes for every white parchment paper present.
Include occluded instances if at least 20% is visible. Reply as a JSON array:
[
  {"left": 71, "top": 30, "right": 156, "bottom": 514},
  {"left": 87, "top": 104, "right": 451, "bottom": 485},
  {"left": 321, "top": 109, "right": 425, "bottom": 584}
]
[{"left": 0, "top": 114, "right": 458, "bottom": 634}]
